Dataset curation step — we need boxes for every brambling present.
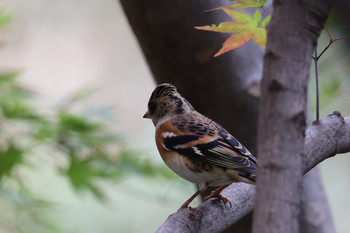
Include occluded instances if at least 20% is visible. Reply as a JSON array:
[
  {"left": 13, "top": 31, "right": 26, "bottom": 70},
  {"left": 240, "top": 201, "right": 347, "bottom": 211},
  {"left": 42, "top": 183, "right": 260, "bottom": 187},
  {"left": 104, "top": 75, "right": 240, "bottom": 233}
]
[{"left": 144, "top": 83, "right": 256, "bottom": 208}]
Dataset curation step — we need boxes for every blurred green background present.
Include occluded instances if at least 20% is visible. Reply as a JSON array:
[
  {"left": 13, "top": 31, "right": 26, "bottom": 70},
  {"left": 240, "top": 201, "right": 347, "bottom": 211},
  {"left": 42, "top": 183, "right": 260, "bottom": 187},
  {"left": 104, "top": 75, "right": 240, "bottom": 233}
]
[{"left": 0, "top": 1, "right": 349, "bottom": 233}]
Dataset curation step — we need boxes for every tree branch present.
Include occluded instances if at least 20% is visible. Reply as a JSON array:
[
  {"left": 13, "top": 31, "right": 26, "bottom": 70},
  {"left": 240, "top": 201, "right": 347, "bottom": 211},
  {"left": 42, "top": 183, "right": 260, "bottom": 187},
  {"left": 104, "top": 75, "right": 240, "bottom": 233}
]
[
  {"left": 156, "top": 112, "right": 350, "bottom": 233},
  {"left": 304, "top": 112, "right": 350, "bottom": 172}
]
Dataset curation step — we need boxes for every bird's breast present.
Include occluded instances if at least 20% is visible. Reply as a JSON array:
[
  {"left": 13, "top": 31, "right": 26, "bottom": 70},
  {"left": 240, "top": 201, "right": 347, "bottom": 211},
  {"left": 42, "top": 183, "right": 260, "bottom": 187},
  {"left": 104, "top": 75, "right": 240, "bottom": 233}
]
[
  {"left": 154, "top": 121, "right": 243, "bottom": 186},
  {"left": 160, "top": 151, "right": 236, "bottom": 187}
]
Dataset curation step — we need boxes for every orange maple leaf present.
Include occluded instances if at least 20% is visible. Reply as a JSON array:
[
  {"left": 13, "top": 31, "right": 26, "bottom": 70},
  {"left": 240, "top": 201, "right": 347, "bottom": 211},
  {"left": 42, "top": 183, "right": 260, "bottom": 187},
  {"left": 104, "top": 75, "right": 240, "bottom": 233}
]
[{"left": 196, "top": 9, "right": 271, "bottom": 56}]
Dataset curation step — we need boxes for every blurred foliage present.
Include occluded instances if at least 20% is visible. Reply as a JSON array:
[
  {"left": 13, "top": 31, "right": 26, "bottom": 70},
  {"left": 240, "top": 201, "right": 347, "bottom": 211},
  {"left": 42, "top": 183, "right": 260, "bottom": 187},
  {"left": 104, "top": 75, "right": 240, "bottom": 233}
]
[
  {"left": 0, "top": 187, "right": 63, "bottom": 233},
  {"left": 0, "top": 9, "right": 175, "bottom": 232},
  {"left": 0, "top": 71, "right": 176, "bottom": 232},
  {"left": 0, "top": 8, "right": 12, "bottom": 28}
]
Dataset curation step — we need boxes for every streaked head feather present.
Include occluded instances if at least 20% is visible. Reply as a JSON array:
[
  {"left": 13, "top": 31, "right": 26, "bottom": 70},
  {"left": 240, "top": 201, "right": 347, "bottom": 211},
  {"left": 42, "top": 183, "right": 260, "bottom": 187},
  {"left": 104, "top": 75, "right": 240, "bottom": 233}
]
[{"left": 146, "top": 83, "right": 194, "bottom": 126}]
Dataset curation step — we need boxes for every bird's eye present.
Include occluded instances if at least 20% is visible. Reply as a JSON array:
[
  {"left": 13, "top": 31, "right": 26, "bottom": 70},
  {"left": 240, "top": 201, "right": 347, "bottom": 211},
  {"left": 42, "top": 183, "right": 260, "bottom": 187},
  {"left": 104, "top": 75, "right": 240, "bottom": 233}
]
[{"left": 148, "top": 102, "right": 157, "bottom": 115}]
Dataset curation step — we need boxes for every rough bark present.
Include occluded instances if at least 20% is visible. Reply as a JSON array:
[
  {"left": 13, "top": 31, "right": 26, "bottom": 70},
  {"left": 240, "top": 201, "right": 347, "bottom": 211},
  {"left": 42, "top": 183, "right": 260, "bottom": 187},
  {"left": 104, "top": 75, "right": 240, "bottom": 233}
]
[
  {"left": 155, "top": 113, "right": 350, "bottom": 233},
  {"left": 253, "top": 1, "right": 333, "bottom": 233},
  {"left": 304, "top": 112, "right": 350, "bottom": 172}
]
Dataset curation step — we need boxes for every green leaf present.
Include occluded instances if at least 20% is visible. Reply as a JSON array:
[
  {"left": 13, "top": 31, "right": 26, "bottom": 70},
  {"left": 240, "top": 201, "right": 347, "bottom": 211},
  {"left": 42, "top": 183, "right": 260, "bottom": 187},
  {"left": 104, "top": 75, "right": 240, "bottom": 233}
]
[
  {"left": 259, "top": 0, "right": 268, "bottom": 5},
  {"left": 251, "top": 28, "right": 267, "bottom": 48},
  {"left": 224, "top": 9, "right": 254, "bottom": 23},
  {"left": 0, "top": 9, "right": 12, "bottom": 28},
  {"left": 0, "top": 98, "right": 40, "bottom": 120},
  {"left": 261, "top": 15, "right": 271, "bottom": 27},
  {"left": 220, "top": 0, "right": 266, "bottom": 10},
  {"left": 58, "top": 112, "right": 102, "bottom": 134},
  {"left": 0, "top": 71, "right": 20, "bottom": 84},
  {"left": 253, "top": 8, "right": 262, "bottom": 24},
  {"left": 34, "top": 121, "right": 55, "bottom": 141},
  {"left": 74, "top": 132, "right": 119, "bottom": 148},
  {"left": 0, "top": 71, "right": 35, "bottom": 102},
  {"left": 0, "top": 144, "right": 23, "bottom": 180},
  {"left": 196, "top": 22, "right": 248, "bottom": 33},
  {"left": 64, "top": 155, "right": 105, "bottom": 199}
]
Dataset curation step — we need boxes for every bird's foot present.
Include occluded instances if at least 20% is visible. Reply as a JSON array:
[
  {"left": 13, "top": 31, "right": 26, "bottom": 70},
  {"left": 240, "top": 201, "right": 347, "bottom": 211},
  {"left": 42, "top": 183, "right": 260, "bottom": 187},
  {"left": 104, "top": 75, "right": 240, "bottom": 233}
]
[
  {"left": 204, "top": 194, "right": 232, "bottom": 208},
  {"left": 180, "top": 201, "right": 191, "bottom": 209},
  {"left": 204, "top": 185, "right": 232, "bottom": 208},
  {"left": 179, "top": 189, "right": 203, "bottom": 209}
]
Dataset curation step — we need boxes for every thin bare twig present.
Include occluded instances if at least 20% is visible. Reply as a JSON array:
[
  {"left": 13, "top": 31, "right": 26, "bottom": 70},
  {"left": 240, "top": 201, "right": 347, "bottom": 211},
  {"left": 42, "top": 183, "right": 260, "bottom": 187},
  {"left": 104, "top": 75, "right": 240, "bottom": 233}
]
[
  {"left": 311, "top": 28, "right": 350, "bottom": 122},
  {"left": 316, "top": 28, "right": 350, "bottom": 61},
  {"left": 316, "top": 40, "right": 332, "bottom": 61},
  {"left": 314, "top": 45, "right": 320, "bottom": 122}
]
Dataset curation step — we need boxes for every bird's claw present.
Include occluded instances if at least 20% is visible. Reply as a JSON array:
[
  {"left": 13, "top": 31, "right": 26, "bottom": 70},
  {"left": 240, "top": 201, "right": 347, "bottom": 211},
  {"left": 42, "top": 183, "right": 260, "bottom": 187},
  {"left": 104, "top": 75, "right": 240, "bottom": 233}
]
[{"left": 204, "top": 193, "right": 232, "bottom": 208}]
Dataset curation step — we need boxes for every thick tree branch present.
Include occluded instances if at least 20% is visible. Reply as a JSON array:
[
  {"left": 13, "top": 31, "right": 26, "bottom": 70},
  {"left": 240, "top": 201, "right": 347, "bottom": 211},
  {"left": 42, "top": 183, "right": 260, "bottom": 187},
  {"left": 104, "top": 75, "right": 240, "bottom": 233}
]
[
  {"left": 304, "top": 112, "right": 350, "bottom": 172},
  {"left": 156, "top": 113, "right": 350, "bottom": 233}
]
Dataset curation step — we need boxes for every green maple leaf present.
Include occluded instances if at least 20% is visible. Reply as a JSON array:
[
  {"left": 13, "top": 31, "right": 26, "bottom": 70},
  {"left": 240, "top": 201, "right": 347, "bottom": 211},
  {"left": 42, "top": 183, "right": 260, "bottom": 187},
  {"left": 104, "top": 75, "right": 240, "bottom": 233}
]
[
  {"left": 0, "top": 9, "right": 12, "bottom": 28},
  {"left": 64, "top": 155, "right": 106, "bottom": 199},
  {"left": 0, "top": 144, "right": 23, "bottom": 180},
  {"left": 196, "top": 9, "right": 271, "bottom": 56},
  {"left": 221, "top": 0, "right": 267, "bottom": 10}
]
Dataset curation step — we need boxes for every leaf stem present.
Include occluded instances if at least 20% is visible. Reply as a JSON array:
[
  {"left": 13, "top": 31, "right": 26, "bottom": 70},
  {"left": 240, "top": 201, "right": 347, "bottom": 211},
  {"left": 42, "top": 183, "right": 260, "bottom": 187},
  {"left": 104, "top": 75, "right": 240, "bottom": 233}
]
[{"left": 262, "top": 7, "right": 272, "bottom": 16}]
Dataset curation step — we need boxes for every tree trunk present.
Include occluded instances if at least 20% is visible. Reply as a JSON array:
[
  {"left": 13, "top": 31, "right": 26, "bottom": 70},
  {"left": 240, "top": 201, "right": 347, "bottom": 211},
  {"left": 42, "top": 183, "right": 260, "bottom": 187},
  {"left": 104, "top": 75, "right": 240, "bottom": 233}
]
[{"left": 253, "top": 1, "right": 333, "bottom": 233}]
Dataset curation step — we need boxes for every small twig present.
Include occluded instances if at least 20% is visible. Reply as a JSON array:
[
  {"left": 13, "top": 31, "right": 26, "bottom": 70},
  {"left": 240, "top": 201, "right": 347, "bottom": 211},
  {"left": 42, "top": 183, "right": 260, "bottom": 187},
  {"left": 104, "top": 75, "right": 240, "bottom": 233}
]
[
  {"left": 316, "top": 28, "right": 350, "bottom": 61},
  {"left": 314, "top": 45, "right": 320, "bottom": 122},
  {"left": 316, "top": 40, "right": 332, "bottom": 61},
  {"left": 332, "top": 36, "right": 350, "bottom": 42},
  {"left": 325, "top": 27, "right": 332, "bottom": 40},
  {"left": 311, "top": 28, "right": 350, "bottom": 122}
]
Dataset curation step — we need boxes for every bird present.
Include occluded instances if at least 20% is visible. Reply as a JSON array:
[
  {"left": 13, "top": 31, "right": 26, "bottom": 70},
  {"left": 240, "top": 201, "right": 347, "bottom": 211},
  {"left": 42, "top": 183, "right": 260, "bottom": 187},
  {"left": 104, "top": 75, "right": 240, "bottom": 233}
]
[{"left": 143, "top": 83, "right": 257, "bottom": 208}]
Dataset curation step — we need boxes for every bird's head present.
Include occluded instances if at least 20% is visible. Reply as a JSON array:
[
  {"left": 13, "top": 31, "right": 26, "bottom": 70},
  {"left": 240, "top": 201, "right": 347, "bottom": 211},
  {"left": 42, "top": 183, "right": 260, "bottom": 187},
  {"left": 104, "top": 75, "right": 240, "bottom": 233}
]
[{"left": 143, "top": 83, "right": 194, "bottom": 126}]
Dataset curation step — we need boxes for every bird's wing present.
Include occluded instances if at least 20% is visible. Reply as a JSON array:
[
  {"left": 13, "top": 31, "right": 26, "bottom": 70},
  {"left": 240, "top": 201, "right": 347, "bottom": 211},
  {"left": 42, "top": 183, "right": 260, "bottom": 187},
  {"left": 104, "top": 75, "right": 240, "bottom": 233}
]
[
  {"left": 218, "top": 129, "right": 257, "bottom": 164},
  {"left": 157, "top": 120, "right": 257, "bottom": 175}
]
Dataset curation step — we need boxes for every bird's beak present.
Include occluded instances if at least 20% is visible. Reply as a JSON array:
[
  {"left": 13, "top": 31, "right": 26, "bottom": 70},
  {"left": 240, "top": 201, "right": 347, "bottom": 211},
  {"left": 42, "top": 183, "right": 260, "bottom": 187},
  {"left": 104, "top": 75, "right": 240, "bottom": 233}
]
[{"left": 143, "top": 110, "right": 151, "bottom": 119}]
